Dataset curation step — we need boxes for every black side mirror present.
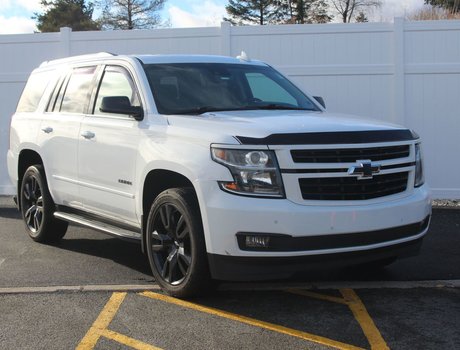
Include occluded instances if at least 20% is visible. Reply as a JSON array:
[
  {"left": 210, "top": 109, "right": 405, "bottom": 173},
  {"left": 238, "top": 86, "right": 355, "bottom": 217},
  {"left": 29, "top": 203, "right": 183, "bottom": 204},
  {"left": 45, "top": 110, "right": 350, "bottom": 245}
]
[
  {"left": 100, "top": 96, "right": 144, "bottom": 121},
  {"left": 313, "top": 96, "right": 326, "bottom": 109}
]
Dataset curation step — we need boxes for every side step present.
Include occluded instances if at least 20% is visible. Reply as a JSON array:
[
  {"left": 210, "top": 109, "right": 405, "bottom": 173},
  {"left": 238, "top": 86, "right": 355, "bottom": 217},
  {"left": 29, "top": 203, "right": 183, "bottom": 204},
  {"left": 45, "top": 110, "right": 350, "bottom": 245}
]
[{"left": 54, "top": 211, "right": 141, "bottom": 241}]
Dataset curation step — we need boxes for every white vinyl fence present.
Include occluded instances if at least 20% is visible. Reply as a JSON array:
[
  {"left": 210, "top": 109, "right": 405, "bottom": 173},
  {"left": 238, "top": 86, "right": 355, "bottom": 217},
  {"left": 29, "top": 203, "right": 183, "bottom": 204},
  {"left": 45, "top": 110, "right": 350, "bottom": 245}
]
[{"left": 1, "top": 19, "right": 459, "bottom": 198}]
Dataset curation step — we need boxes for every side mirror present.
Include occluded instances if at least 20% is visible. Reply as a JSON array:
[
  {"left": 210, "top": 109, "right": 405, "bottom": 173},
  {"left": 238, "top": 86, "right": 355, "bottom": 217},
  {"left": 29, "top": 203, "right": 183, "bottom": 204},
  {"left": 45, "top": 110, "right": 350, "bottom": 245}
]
[
  {"left": 100, "top": 96, "right": 144, "bottom": 121},
  {"left": 313, "top": 96, "right": 326, "bottom": 109}
]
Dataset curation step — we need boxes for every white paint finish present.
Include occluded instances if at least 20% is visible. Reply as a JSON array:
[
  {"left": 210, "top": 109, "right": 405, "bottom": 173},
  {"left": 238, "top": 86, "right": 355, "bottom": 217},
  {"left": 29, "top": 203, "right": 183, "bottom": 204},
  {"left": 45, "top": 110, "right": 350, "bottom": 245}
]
[
  {"left": 78, "top": 115, "right": 139, "bottom": 223},
  {"left": 1, "top": 20, "right": 460, "bottom": 198}
]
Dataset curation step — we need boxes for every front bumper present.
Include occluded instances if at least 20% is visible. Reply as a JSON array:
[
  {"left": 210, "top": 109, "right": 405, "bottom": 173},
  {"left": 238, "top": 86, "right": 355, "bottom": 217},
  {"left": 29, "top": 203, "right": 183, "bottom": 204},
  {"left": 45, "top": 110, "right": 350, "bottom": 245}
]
[
  {"left": 199, "top": 182, "right": 431, "bottom": 258},
  {"left": 208, "top": 236, "right": 424, "bottom": 281}
]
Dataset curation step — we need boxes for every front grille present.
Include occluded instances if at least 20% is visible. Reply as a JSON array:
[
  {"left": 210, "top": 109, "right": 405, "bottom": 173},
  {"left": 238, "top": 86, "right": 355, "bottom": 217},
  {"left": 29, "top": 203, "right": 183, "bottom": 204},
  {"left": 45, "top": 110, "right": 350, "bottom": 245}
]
[
  {"left": 299, "top": 172, "right": 408, "bottom": 200},
  {"left": 291, "top": 145, "right": 410, "bottom": 163}
]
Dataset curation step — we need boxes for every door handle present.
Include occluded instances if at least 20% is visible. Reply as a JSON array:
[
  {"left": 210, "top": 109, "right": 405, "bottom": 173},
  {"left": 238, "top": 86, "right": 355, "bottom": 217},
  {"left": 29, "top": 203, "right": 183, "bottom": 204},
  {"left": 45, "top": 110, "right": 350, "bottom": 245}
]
[
  {"left": 81, "top": 131, "right": 95, "bottom": 139},
  {"left": 41, "top": 127, "right": 53, "bottom": 134}
]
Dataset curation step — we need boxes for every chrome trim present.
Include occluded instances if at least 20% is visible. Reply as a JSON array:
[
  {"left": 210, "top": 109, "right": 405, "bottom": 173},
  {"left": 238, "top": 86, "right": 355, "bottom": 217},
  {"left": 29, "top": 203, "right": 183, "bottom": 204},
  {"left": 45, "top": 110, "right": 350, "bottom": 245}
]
[
  {"left": 52, "top": 175, "right": 135, "bottom": 199},
  {"left": 54, "top": 212, "right": 141, "bottom": 240},
  {"left": 347, "top": 159, "right": 381, "bottom": 180}
]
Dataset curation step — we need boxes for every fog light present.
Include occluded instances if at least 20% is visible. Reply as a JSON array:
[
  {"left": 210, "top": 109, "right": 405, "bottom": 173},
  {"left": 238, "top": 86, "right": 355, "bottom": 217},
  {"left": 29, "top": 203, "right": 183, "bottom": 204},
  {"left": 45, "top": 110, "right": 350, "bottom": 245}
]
[{"left": 245, "top": 235, "right": 270, "bottom": 248}]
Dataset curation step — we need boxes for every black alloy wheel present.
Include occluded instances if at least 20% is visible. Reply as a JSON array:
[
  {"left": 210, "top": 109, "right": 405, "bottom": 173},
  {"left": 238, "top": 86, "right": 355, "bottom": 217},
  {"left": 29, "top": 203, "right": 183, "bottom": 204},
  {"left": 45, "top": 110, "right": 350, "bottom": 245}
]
[
  {"left": 22, "top": 173, "right": 44, "bottom": 233},
  {"left": 151, "top": 202, "right": 192, "bottom": 285},
  {"left": 20, "top": 165, "right": 68, "bottom": 242},
  {"left": 146, "top": 188, "right": 211, "bottom": 298}
]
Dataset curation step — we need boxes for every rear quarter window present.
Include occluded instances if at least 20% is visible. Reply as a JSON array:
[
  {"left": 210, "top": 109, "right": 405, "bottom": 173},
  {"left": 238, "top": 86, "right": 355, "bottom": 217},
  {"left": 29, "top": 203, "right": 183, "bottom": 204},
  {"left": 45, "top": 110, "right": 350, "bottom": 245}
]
[
  {"left": 16, "top": 70, "right": 55, "bottom": 113},
  {"left": 59, "top": 66, "right": 97, "bottom": 114}
]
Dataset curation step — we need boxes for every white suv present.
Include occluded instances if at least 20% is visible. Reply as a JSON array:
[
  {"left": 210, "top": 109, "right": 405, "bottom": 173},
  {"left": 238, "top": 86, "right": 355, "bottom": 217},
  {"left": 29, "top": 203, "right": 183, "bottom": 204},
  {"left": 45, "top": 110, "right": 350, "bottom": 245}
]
[{"left": 7, "top": 53, "right": 431, "bottom": 297}]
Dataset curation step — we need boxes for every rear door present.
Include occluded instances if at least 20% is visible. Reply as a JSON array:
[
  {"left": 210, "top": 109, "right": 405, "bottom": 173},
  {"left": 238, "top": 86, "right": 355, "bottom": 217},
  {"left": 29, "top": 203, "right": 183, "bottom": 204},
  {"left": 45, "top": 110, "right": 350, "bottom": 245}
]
[
  {"left": 77, "top": 64, "right": 142, "bottom": 225},
  {"left": 38, "top": 65, "right": 98, "bottom": 207}
]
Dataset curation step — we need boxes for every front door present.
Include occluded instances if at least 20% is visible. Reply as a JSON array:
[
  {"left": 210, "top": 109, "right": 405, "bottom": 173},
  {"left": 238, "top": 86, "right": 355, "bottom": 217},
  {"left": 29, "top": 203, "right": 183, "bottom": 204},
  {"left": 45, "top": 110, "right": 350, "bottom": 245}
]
[{"left": 78, "top": 65, "right": 142, "bottom": 225}]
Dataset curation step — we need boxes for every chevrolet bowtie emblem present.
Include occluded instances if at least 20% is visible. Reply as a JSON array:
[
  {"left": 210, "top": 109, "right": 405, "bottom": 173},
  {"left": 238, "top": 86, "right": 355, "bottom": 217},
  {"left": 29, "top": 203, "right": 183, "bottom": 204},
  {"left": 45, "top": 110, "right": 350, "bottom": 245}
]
[{"left": 348, "top": 160, "right": 381, "bottom": 179}]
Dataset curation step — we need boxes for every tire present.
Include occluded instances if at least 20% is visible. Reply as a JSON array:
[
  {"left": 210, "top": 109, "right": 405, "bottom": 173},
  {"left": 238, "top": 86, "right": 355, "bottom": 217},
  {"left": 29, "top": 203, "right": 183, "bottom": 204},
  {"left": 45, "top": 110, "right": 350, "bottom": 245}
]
[
  {"left": 146, "top": 188, "right": 211, "bottom": 298},
  {"left": 20, "top": 165, "right": 68, "bottom": 243}
]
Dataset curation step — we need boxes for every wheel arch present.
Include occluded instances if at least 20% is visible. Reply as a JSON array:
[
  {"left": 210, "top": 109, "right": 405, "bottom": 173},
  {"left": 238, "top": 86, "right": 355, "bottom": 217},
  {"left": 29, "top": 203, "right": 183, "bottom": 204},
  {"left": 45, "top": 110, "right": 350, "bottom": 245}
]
[
  {"left": 140, "top": 168, "right": 200, "bottom": 253},
  {"left": 17, "top": 149, "right": 44, "bottom": 210}
]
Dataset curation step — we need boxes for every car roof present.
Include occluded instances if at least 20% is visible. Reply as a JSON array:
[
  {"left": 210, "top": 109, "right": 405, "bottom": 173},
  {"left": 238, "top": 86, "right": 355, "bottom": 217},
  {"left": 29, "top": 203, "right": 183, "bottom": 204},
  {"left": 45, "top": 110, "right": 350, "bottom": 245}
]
[
  {"left": 38, "top": 52, "right": 268, "bottom": 69},
  {"left": 134, "top": 54, "right": 268, "bottom": 66}
]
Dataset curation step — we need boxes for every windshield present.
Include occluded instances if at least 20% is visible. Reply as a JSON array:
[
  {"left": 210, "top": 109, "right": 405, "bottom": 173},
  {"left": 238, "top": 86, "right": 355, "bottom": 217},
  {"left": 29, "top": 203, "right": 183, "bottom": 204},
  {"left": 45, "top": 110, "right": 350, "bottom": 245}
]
[{"left": 143, "top": 63, "right": 319, "bottom": 115}]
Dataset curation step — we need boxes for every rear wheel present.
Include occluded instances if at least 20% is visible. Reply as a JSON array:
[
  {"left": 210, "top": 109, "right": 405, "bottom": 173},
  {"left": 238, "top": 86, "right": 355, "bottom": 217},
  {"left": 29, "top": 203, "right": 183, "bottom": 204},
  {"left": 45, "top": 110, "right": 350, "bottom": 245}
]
[
  {"left": 146, "top": 188, "right": 211, "bottom": 298},
  {"left": 20, "top": 165, "right": 68, "bottom": 242}
]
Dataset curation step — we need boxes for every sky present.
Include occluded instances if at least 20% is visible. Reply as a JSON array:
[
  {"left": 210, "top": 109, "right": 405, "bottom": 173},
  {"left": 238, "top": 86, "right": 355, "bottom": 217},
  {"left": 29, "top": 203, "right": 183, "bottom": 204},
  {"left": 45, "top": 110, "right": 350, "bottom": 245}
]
[{"left": 0, "top": 0, "right": 427, "bottom": 35}]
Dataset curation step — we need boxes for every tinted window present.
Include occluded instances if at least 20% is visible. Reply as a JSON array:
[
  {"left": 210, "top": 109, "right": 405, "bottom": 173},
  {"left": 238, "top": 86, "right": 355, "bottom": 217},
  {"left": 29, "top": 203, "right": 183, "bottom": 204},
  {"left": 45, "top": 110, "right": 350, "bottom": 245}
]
[
  {"left": 143, "top": 63, "right": 318, "bottom": 115},
  {"left": 59, "top": 66, "right": 96, "bottom": 114},
  {"left": 16, "top": 70, "right": 56, "bottom": 113},
  {"left": 93, "top": 66, "right": 140, "bottom": 115}
]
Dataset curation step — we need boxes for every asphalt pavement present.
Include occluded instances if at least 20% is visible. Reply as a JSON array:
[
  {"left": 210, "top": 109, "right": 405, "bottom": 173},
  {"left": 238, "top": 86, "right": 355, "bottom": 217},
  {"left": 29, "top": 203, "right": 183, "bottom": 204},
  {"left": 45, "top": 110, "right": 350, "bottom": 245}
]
[{"left": 0, "top": 196, "right": 459, "bottom": 350}]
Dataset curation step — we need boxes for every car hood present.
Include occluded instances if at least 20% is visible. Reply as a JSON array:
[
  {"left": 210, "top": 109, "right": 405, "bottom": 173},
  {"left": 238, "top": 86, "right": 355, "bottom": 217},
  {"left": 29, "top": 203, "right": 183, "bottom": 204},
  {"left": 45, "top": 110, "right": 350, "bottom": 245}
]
[{"left": 165, "top": 110, "right": 412, "bottom": 145}]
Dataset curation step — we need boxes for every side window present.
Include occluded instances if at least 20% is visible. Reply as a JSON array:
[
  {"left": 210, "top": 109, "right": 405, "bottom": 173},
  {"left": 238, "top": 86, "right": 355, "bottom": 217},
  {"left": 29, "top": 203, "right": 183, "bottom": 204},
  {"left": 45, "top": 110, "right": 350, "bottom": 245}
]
[
  {"left": 59, "top": 66, "right": 97, "bottom": 114},
  {"left": 93, "top": 66, "right": 140, "bottom": 116},
  {"left": 246, "top": 72, "right": 297, "bottom": 106},
  {"left": 16, "top": 70, "right": 56, "bottom": 113}
]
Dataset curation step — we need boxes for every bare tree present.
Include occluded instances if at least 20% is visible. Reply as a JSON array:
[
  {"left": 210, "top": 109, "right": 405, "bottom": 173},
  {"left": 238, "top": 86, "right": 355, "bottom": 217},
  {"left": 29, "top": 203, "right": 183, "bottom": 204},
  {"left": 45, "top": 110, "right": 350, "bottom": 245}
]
[{"left": 330, "top": 0, "right": 381, "bottom": 23}]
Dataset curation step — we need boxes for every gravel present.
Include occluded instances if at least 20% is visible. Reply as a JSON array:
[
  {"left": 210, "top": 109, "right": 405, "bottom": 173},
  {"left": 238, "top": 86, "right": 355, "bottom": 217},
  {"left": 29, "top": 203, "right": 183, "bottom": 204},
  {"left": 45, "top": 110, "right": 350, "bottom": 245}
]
[{"left": 432, "top": 199, "right": 460, "bottom": 208}]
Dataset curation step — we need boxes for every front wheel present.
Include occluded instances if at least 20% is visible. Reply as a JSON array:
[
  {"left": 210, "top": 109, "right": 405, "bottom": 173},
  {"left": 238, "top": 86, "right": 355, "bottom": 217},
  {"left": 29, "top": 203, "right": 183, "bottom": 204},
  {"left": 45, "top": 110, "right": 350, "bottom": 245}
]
[
  {"left": 20, "top": 165, "right": 68, "bottom": 242},
  {"left": 146, "top": 188, "right": 211, "bottom": 298}
]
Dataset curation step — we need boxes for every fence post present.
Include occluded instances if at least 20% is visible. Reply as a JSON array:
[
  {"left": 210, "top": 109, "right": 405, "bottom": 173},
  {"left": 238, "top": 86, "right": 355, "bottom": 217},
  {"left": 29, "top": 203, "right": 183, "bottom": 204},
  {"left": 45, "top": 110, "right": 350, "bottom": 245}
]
[
  {"left": 59, "top": 27, "right": 72, "bottom": 58},
  {"left": 220, "top": 21, "right": 231, "bottom": 56},
  {"left": 393, "top": 17, "right": 405, "bottom": 126}
]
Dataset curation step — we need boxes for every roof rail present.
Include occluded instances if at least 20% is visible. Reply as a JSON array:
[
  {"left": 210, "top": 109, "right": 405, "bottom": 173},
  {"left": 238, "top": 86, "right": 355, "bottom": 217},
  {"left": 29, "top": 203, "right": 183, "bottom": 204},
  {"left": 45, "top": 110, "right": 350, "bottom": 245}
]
[{"left": 39, "top": 52, "right": 116, "bottom": 68}]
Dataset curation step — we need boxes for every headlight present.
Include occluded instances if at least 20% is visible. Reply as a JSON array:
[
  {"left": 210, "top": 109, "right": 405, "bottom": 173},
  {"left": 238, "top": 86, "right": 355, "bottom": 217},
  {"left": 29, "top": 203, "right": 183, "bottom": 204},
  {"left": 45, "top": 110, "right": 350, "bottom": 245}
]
[
  {"left": 211, "top": 148, "right": 285, "bottom": 198},
  {"left": 414, "top": 143, "right": 424, "bottom": 187}
]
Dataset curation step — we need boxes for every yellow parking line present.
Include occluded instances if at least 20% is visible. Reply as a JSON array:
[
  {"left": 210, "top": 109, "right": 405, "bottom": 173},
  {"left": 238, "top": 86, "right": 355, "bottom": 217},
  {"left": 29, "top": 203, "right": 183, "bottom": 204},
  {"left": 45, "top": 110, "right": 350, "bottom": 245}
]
[
  {"left": 287, "top": 289, "right": 348, "bottom": 305},
  {"left": 101, "top": 329, "right": 162, "bottom": 350},
  {"left": 140, "top": 291, "right": 363, "bottom": 350},
  {"left": 76, "top": 292, "right": 162, "bottom": 350},
  {"left": 76, "top": 292, "right": 127, "bottom": 350},
  {"left": 340, "top": 289, "right": 390, "bottom": 350}
]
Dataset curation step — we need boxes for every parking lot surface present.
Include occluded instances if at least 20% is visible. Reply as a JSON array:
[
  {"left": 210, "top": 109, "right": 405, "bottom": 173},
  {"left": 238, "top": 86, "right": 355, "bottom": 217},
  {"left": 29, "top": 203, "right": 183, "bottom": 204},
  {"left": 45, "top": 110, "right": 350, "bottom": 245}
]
[{"left": 1, "top": 196, "right": 459, "bottom": 349}]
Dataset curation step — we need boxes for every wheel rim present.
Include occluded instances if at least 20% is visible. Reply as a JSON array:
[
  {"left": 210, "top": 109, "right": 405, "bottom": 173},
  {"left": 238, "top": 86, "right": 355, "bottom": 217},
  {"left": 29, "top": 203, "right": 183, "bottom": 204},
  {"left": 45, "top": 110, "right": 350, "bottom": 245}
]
[
  {"left": 22, "top": 175, "right": 44, "bottom": 233},
  {"left": 149, "top": 203, "right": 192, "bottom": 285}
]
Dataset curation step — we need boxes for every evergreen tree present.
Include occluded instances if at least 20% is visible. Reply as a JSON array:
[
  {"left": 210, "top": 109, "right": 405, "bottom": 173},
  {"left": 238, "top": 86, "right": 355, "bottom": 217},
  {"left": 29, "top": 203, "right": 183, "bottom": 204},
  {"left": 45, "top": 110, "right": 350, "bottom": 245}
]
[
  {"left": 290, "top": 0, "right": 331, "bottom": 24},
  {"left": 98, "top": 0, "right": 166, "bottom": 30},
  {"left": 225, "top": 0, "right": 280, "bottom": 25},
  {"left": 35, "top": 0, "right": 100, "bottom": 32}
]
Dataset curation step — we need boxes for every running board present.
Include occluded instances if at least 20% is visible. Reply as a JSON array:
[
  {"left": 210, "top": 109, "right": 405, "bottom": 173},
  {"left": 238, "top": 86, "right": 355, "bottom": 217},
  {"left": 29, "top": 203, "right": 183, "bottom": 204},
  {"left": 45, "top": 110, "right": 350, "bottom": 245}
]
[{"left": 54, "top": 212, "right": 141, "bottom": 241}]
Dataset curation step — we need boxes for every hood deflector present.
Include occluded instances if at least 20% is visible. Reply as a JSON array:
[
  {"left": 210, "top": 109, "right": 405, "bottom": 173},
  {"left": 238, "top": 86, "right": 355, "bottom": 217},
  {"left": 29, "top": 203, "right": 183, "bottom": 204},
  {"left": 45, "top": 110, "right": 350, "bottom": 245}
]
[{"left": 235, "top": 130, "right": 418, "bottom": 145}]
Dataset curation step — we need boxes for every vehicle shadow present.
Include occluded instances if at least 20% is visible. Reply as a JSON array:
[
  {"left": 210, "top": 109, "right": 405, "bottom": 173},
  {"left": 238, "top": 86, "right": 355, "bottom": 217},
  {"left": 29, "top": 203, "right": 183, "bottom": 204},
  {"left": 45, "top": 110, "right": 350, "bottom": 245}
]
[
  {"left": 50, "top": 233, "right": 153, "bottom": 278},
  {"left": 0, "top": 207, "right": 21, "bottom": 219}
]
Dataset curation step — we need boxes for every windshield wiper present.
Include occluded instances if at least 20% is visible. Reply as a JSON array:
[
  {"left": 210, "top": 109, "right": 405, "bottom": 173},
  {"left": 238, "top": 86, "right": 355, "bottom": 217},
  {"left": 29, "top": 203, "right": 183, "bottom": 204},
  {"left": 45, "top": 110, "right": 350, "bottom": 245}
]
[
  {"left": 174, "top": 104, "right": 315, "bottom": 115},
  {"left": 178, "top": 106, "right": 229, "bottom": 115},
  {"left": 247, "top": 104, "right": 315, "bottom": 111}
]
